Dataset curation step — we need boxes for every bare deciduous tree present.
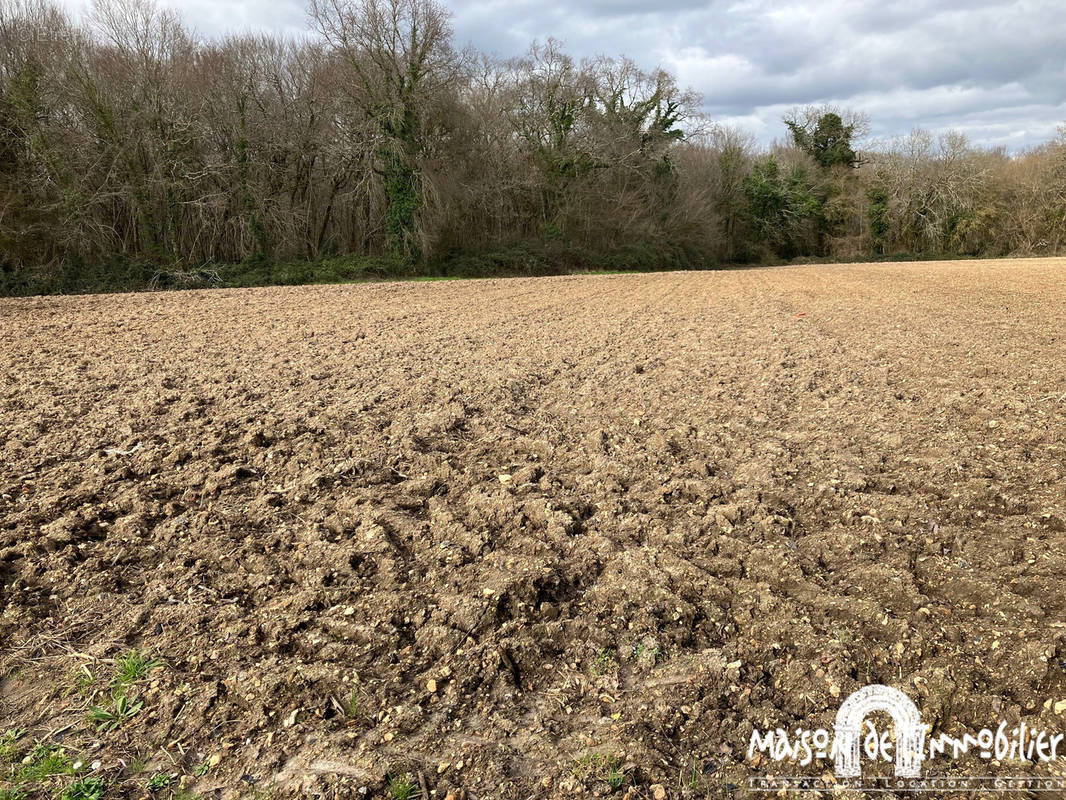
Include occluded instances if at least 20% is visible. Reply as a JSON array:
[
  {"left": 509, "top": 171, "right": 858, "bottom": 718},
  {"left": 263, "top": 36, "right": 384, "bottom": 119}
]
[
  {"left": 1, "top": 0, "right": 1065, "bottom": 294},
  {"left": 308, "top": 0, "right": 461, "bottom": 259}
]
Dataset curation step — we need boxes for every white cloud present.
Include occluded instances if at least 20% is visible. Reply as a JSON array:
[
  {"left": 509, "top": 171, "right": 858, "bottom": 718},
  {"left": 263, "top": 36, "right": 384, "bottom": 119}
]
[{"left": 53, "top": 0, "right": 1066, "bottom": 151}]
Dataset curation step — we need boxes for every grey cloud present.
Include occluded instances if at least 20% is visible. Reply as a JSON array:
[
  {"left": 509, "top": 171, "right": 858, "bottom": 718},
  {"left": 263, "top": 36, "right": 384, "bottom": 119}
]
[{"left": 57, "top": 0, "right": 1066, "bottom": 150}]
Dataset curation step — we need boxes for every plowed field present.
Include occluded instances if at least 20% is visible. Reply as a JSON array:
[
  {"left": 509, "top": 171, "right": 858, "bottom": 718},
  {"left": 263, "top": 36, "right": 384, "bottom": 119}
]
[{"left": 3, "top": 258, "right": 1066, "bottom": 799}]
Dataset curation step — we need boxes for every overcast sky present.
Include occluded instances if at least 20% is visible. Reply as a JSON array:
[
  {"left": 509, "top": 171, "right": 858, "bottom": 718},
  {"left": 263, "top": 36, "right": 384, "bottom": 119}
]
[{"left": 57, "top": 0, "right": 1066, "bottom": 151}]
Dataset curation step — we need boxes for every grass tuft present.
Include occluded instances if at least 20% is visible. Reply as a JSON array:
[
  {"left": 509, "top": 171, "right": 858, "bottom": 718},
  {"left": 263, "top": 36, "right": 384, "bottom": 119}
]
[
  {"left": 387, "top": 773, "right": 416, "bottom": 800},
  {"left": 60, "top": 777, "right": 106, "bottom": 800},
  {"left": 144, "top": 773, "right": 172, "bottom": 792},
  {"left": 110, "top": 651, "right": 162, "bottom": 689},
  {"left": 0, "top": 730, "right": 24, "bottom": 763},
  {"left": 574, "top": 752, "right": 627, "bottom": 791},
  {"left": 14, "top": 742, "right": 73, "bottom": 783}
]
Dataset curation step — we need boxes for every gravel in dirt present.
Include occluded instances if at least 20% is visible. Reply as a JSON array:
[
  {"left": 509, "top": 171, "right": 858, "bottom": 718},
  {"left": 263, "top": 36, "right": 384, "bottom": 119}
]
[{"left": 2, "top": 258, "right": 1066, "bottom": 798}]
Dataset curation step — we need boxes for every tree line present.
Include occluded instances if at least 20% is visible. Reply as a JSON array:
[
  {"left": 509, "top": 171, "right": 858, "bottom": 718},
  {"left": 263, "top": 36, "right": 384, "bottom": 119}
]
[{"left": 1, "top": 0, "right": 1064, "bottom": 294}]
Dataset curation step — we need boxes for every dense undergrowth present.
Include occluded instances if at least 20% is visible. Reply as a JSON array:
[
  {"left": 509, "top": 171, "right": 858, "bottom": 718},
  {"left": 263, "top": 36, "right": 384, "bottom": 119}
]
[
  {"left": 0, "top": 241, "right": 1002, "bottom": 298},
  {"left": 0, "top": 240, "right": 711, "bottom": 296}
]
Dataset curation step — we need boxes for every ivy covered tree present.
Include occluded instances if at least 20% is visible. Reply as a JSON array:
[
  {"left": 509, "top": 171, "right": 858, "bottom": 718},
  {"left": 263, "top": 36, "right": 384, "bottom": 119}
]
[
  {"left": 310, "top": 0, "right": 462, "bottom": 260},
  {"left": 784, "top": 107, "right": 865, "bottom": 169},
  {"left": 866, "top": 175, "right": 891, "bottom": 254},
  {"left": 742, "top": 155, "right": 822, "bottom": 257}
]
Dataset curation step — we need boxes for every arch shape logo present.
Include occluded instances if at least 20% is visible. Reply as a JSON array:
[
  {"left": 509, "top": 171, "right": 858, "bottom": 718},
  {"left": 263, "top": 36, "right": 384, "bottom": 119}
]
[{"left": 834, "top": 684, "right": 925, "bottom": 778}]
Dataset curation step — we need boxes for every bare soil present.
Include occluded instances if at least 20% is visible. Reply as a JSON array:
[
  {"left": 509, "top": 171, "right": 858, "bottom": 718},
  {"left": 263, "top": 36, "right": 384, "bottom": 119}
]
[{"left": 2, "top": 258, "right": 1066, "bottom": 799}]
